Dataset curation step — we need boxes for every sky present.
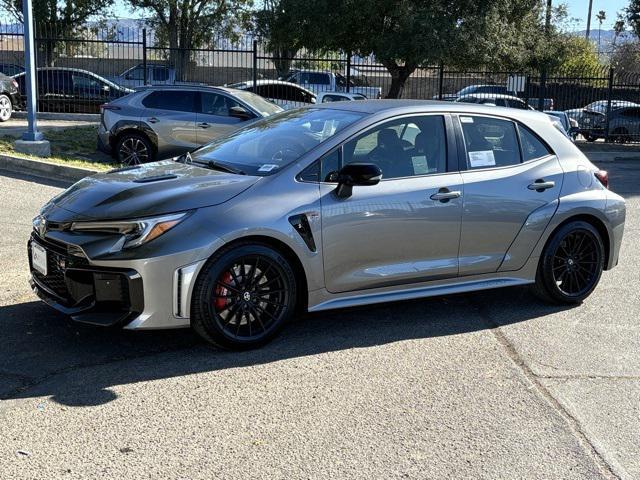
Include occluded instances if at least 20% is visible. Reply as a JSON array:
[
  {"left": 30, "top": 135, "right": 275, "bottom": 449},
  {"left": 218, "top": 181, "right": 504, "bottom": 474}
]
[
  {"left": 108, "top": 0, "right": 631, "bottom": 31},
  {"left": 564, "top": 0, "right": 629, "bottom": 30}
]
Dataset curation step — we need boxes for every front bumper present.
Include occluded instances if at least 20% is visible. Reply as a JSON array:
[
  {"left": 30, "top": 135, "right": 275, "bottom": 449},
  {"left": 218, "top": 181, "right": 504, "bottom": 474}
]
[{"left": 28, "top": 234, "right": 144, "bottom": 327}]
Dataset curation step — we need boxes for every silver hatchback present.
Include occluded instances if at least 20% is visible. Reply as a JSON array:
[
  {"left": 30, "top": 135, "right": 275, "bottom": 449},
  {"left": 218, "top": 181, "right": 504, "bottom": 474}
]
[
  {"left": 32, "top": 101, "right": 625, "bottom": 350},
  {"left": 97, "top": 85, "right": 283, "bottom": 164}
]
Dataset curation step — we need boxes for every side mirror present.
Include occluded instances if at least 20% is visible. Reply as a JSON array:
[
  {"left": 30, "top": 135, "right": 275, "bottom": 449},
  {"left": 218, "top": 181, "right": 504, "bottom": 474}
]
[
  {"left": 229, "top": 106, "right": 253, "bottom": 121},
  {"left": 335, "top": 163, "right": 382, "bottom": 199}
]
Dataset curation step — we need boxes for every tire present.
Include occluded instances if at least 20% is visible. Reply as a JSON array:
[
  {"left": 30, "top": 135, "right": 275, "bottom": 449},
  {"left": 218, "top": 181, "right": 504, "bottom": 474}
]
[
  {"left": 0, "top": 93, "right": 12, "bottom": 122},
  {"left": 584, "top": 133, "right": 597, "bottom": 142},
  {"left": 612, "top": 128, "right": 630, "bottom": 144},
  {"left": 191, "top": 242, "right": 298, "bottom": 350},
  {"left": 116, "top": 133, "right": 153, "bottom": 165},
  {"left": 531, "top": 221, "right": 605, "bottom": 304}
]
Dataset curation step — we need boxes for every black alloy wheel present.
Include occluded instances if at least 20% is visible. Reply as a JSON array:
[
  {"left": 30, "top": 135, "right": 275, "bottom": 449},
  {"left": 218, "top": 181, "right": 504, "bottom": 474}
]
[
  {"left": 117, "top": 134, "right": 152, "bottom": 165},
  {"left": 532, "top": 221, "right": 604, "bottom": 304},
  {"left": 191, "top": 243, "right": 297, "bottom": 350}
]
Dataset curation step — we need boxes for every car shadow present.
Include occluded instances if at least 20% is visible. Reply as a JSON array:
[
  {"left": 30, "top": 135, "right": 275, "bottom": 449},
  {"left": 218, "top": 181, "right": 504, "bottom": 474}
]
[{"left": 0, "top": 286, "right": 573, "bottom": 407}]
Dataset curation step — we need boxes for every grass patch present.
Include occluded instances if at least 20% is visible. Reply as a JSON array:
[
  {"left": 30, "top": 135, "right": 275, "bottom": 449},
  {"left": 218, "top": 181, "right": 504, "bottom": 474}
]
[{"left": 0, "top": 126, "right": 117, "bottom": 171}]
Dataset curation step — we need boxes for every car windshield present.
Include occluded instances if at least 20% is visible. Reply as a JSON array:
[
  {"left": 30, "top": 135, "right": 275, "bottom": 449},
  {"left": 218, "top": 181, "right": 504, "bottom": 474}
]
[
  {"left": 190, "top": 108, "right": 365, "bottom": 176},
  {"left": 231, "top": 89, "right": 283, "bottom": 116}
]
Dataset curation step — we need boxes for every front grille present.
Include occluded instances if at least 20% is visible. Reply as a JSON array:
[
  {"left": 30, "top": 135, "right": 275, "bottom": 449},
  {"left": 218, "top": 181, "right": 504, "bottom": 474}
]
[
  {"left": 29, "top": 235, "right": 88, "bottom": 302},
  {"left": 30, "top": 244, "right": 70, "bottom": 299}
]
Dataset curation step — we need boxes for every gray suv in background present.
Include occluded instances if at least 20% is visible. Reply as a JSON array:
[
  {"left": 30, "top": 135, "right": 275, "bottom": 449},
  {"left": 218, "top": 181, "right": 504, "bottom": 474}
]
[{"left": 98, "top": 85, "right": 283, "bottom": 165}]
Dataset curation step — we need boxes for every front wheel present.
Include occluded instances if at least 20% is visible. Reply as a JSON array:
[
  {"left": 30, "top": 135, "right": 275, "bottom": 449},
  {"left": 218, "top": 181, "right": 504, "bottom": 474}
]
[
  {"left": 0, "top": 94, "right": 12, "bottom": 122},
  {"left": 191, "top": 242, "right": 298, "bottom": 350},
  {"left": 531, "top": 221, "right": 605, "bottom": 304}
]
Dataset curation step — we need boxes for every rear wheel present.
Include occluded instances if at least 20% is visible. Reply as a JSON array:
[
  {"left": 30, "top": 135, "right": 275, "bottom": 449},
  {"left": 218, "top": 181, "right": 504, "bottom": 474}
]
[
  {"left": 612, "top": 127, "right": 630, "bottom": 144},
  {"left": 584, "top": 133, "right": 597, "bottom": 142},
  {"left": 0, "top": 94, "right": 12, "bottom": 122},
  {"left": 116, "top": 133, "right": 153, "bottom": 165},
  {"left": 532, "top": 221, "right": 605, "bottom": 304},
  {"left": 191, "top": 242, "right": 298, "bottom": 350}
]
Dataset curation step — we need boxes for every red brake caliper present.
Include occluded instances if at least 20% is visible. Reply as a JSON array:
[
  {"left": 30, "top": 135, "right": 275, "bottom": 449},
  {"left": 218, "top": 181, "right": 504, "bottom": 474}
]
[{"left": 215, "top": 271, "right": 234, "bottom": 311}]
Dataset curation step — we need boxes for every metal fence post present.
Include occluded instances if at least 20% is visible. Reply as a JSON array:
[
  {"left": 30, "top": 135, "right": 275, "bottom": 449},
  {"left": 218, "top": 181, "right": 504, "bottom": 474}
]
[
  {"left": 20, "top": 0, "right": 43, "bottom": 141},
  {"left": 524, "top": 75, "right": 530, "bottom": 108},
  {"left": 346, "top": 51, "right": 351, "bottom": 93},
  {"left": 537, "top": 69, "right": 547, "bottom": 111},
  {"left": 252, "top": 39, "right": 258, "bottom": 87},
  {"left": 437, "top": 63, "right": 444, "bottom": 100},
  {"left": 605, "top": 67, "right": 614, "bottom": 143},
  {"left": 142, "top": 28, "right": 147, "bottom": 85}
]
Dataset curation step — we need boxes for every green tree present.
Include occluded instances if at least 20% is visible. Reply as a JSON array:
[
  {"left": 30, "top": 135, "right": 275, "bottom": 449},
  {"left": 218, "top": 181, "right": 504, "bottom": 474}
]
[
  {"left": 1, "top": 0, "right": 111, "bottom": 65},
  {"left": 128, "top": 0, "right": 253, "bottom": 80},
  {"left": 254, "top": 0, "right": 300, "bottom": 78},
  {"left": 627, "top": 0, "right": 640, "bottom": 37},
  {"left": 265, "top": 0, "right": 543, "bottom": 98}
]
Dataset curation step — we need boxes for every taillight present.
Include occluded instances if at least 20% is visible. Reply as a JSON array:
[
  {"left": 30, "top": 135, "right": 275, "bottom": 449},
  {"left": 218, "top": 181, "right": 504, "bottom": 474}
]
[
  {"left": 100, "top": 104, "right": 120, "bottom": 111},
  {"left": 595, "top": 170, "right": 609, "bottom": 189}
]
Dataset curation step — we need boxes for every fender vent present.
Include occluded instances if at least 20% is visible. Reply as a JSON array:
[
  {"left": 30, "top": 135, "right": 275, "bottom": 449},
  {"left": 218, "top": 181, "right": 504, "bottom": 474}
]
[{"left": 288, "top": 214, "right": 316, "bottom": 252}]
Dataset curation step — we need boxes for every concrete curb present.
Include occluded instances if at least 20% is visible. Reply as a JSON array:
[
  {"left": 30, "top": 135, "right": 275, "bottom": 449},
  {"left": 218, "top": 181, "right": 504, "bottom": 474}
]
[
  {"left": 582, "top": 151, "right": 640, "bottom": 163},
  {"left": 13, "top": 111, "right": 100, "bottom": 122},
  {"left": 0, "top": 153, "right": 99, "bottom": 183}
]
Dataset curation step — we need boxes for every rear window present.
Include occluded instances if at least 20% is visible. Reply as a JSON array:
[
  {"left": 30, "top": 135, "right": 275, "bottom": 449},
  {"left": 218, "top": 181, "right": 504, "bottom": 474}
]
[
  {"left": 142, "top": 90, "right": 197, "bottom": 112},
  {"left": 518, "top": 125, "right": 552, "bottom": 161}
]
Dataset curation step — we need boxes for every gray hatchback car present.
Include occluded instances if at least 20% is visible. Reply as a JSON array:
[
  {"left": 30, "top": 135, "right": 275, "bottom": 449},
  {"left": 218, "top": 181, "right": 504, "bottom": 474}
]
[
  {"left": 97, "top": 85, "right": 283, "bottom": 164},
  {"left": 31, "top": 101, "right": 625, "bottom": 350}
]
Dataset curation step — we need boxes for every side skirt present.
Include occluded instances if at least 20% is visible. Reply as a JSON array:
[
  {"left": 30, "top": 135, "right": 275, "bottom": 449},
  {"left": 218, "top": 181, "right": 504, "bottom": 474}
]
[{"left": 308, "top": 274, "right": 535, "bottom": 313}]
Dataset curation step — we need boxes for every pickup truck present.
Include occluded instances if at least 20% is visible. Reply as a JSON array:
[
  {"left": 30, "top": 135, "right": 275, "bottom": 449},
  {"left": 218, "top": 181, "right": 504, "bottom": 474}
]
[
  {"left": 282, "top": 69, "right": 382, "bottom": 99},
  {"left": 109, "top": 63, "right": 175, "bottom": 88}
]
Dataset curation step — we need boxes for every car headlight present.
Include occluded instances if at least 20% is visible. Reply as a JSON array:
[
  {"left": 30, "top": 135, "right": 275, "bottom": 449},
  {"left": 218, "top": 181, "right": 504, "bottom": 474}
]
[{"left": 70, "top": 212, "right": 189, "bottom": 249}]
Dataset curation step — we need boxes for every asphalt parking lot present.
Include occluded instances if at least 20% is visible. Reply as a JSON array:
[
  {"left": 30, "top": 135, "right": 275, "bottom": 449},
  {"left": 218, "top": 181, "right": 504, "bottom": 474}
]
[{"left": 0, "top": 157, "right": 638, "bottom": 479}]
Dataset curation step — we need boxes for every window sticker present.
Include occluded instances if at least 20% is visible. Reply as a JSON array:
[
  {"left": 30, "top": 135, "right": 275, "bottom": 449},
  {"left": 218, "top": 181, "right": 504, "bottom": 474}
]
[
  {"left": 258, "top": 164, "right": 279, "bottom": 172},
  {"left": 460, "top": 116, "right": 474, "bottom": 123},
  {"left": 468, "top": 150, "right": 496, "bottom": 168}
]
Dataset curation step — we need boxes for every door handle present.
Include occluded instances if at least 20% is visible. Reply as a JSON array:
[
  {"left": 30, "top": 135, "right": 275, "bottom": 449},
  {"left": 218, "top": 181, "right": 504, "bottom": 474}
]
[
  {"left": 430, "top": 189, "right": 462, "bottom": 202},
  {"left": 528, "top": 180, "right": 555, "bottom": 192},
  {"left": 197, "top": 122, "right": 210, "bottom": 129},
  {"left": 147, "top": 117, "right": 159, "bottom": 123}
]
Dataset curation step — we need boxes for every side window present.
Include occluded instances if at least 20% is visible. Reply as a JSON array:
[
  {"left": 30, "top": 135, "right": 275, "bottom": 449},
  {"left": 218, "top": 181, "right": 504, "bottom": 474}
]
[
  {"left": 72, "top": 74, "right": 101, "bottom": 90},
  {"left": 125, "top": 66, "right": 144, "bottom": 80},
  {"left": 518, "top": 125, "right": 553, "bottom": 161},
  {"left": 142, "top": 90, "right": 197, "bottom": 112},
  {"left": 153, "top": 66, "right": 169, "bottom": 82},
  {"left": 460, "top": 116, "right": 520, "bottom": 169},
  {"left": 343, "top": 115, "right": 447, "bottom": 179},
  {"left": 200, "top": 92, "right": 240, "bottom": 116},
  {"left": 320, "top": 149, "right": 341, "bottom": 182},
  {"left": 322, "top": 94, "right": 347, "bottom": 103}
]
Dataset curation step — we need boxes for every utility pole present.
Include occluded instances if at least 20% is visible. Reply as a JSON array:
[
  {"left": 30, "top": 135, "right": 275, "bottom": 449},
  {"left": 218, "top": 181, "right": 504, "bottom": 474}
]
[
  {"left": 586, "top": 0, "right": 594, "bottom": 39},
  {"left": 15, "top": 0, "right": 50, "bottom": 157}
]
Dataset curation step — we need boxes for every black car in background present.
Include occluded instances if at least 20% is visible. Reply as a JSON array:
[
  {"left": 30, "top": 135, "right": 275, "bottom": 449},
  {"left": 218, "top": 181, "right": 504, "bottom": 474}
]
[
  {"left": 0, "top": 63, "right": 24, "bottom": 77},
  {"left": 0, "top": 72, "right": 21, "bottom": 122},
  {"left": 13, "top": 67, "right": 133, "bottom": 114}
]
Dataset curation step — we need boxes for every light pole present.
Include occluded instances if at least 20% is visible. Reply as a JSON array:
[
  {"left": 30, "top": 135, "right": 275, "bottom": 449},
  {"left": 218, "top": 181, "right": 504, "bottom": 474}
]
[
  {"left": 15, "top": 0, "right": 50, "bottom": 157},
  {"left": 586, "top": 0, "right": 594, "bottom": 39}
]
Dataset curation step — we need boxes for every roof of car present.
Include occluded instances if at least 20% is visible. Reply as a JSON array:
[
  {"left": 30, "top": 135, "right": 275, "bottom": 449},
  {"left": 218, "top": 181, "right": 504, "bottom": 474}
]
[
  {"left": 312, "top": 99, "right": 552, "bottom": 120},
  {"left": 458, "top": 93, "right": 522, "bottom": 100},
  {"left": 228, "top": 79, "right": 316, "bottom": 95},
  {"left": 134, "top": 84, "right": 237, "bottom": 93}
]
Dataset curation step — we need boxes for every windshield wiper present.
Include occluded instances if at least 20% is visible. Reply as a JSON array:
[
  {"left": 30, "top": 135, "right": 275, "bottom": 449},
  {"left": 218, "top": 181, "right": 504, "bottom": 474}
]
[{"left": 203, "top": 159, "right": 246, "bottom": 175}]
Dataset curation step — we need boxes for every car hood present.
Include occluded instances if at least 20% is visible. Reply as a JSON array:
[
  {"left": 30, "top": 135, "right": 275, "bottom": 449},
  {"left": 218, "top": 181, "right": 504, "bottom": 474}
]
[{"left": 45, "top": 160, "right": 260, "bottom": 221}]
